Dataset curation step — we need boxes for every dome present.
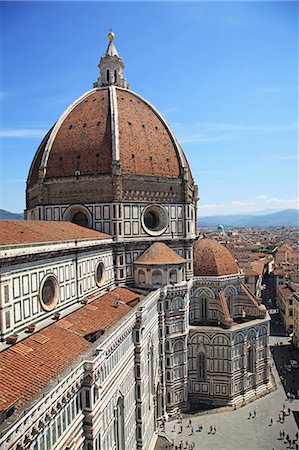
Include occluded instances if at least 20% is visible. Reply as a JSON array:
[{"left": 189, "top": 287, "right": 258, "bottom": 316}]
[
  {"left": 26, "top": 86, "right": 194, "bottom": 210},
  {"left": 28, "top": 87, "right": 192, "bottom": 186},
  {"left": 134, "top": 242, "right": 186, "bottom": 266},
  {"left": 193, "top": 238, "right": 238, "bottom": 277}
]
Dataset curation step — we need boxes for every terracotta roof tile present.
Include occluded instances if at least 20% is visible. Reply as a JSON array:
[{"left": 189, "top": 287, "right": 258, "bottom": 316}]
[
  {"left": 218, "top": 290, "right": 232, "bottom": 322},
  {"left": 193, "top": 238, "right": 238, "bottom": 277},
  {"left": 46, "top": 89, "right": 112, "bottom": 178},
  {"left": 135, "top": 242, "right": 186, "bottom": 265},
  {"left": 0, "top": 288, "right": 140, "bottom": 413},
  {"left": 0, "top": 220, "right": 110, "bottom": 246},
  {"left": 28, "top": 87, "right": 189, "bottom": 187},
  {"left": 241, "top": 284, "right": 266, "bottom": 312},
  {"left": 116, "top": 90, "right": 180, "bottom": 177}
]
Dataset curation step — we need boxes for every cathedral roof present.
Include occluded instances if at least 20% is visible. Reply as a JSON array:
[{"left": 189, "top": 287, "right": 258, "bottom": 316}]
[
  {"left": 135, "top": 242, "right": 186, "bottom": 265},
  {"left": 0, "top": 221, "right": 110, "bottom": 246},
  {"left": 193, "top": 238, "right": 239, "bottom": 277},
  {"left": 27, "top": 32, "right": 193, "bottom": 191},
  {"left": 27, "top": 87, "right": 191, "bottom": 186},
  {"left": 0, "top": 288, "right": 140, "bottom": 413}
]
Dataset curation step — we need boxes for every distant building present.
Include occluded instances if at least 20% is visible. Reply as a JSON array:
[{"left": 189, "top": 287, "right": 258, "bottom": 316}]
[{"left": 0, "top": 32, "right": 271, "bottom": 450}]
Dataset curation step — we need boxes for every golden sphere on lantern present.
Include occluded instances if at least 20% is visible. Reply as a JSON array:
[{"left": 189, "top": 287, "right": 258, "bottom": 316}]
[{"left": 108, "top": 30, "right": 115, "bottom": 42}]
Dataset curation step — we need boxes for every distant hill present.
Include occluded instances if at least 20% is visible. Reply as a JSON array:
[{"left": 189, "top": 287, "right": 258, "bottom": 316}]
[
  {"left": 199, "top": 209, "right": 299, "bottom": 228},
  {"left": 0, "top": 209, "right": 23, "bottom": 220}
]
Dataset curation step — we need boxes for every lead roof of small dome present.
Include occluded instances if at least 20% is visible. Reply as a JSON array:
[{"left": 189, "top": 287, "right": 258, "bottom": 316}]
[{"left": 193, "top": 238, "right": 239, "bottom": 277}]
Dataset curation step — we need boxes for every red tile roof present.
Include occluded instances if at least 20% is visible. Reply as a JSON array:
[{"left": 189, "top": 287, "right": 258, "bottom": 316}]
[
  {"left": 116, "top": 89, "right": 180, "bottom": 177},
  {"left": 0, "top": 221, "right": 110, "bottom": 246},
  {"left": 45, "top": 90, "right": 112, "bottom": 180},
  {"left": 134, "top": 242, "right": 186, "bottom": 265},
  {"left": 218, "top": 290, "right": 232, "bottom": 323},
  {"left": 27, "top": 87, "right": 191, "bottom": 188},
  {"left": 193, "top": 238, "right": 239, "bottom": 277},
  {"left": 0, "top": 288, "right": 140, "bottom": 413},
  {"left": 241, "top": 284, "right": 266, "bottom": 312},
  {"left": 277, "top": 285, "right": 295, "bottom": 299}
]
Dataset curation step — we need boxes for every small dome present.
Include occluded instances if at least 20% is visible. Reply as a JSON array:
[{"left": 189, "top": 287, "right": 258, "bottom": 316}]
[
  {"left": 135, "top": 242, "right": 186, "bottom": 266},
  {"left": 193, "top": 238, "right": 238, "bottom": 277}
]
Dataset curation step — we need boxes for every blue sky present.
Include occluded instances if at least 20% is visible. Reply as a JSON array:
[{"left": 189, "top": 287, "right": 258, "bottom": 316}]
[{"left": 0, "top": 1, "right": 298, "bottom": 215}]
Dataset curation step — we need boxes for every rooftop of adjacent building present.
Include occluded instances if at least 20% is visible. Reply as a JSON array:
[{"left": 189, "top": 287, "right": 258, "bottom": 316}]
[
  {"left": 0, "top": 220, "right": 111, "bottom": 246},
  {"left": 0, "top": 287, "right": 141, "bottom": 417}
]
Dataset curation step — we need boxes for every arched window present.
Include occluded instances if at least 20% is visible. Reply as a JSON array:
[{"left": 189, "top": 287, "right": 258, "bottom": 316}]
[
  {"left": 172, "top": 297, "right": 183, "bottom": 311},
  {"left": 247, "top": 329, "right": 256, "bottom": 373},
  {"left": 173, "top": 341, "right": 184, "bottom": 366},
  {"left": 106, "top": 69, "right": 110, "bottom": 82},
  {"left": 247, "top": 346, "right": 255, "bottom": 373},
  {"left": 152, "top": 270, "right": 162, "bottom": 285},
  {"left": 114, "top": 69, "right": 118, "bottom": 83},
  {"left": 167, "top": 392, "right": 171, "bottom": 404},
  {"left": 169, "top": 270, "right": 177, "bottom": 283},
  {"left": 200, "top": 297, "right": 207, "bottom": 320},
  {"left": 148, "top": 345, "right": 154, "bottom": 396},
  {"left": 197, "top": 352, "right": 206, "bottom": 380},
  {"left": 72, "top": 211, "right": 88, "bottom": 228},
  {"left": 138, "top": 269, "right": 146, "bottom": 285},
  {"left": 115, "top": 397, "right": 125, "bottom": 450}
]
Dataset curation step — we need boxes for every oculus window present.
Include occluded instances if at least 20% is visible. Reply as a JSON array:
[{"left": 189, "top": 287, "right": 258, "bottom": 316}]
[{"left": 39, "top": 275, "right": 59, "bottom": 311}]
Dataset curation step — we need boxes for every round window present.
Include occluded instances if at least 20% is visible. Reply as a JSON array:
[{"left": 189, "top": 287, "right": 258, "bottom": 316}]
[
  {"left": 72, "top": 211, "right": 88, "bottom": 228},
  {"left": 39, "top": 275, "right": 59, "bottom": 311},
  {"left": 141, "top": 204, "right": 168, "bottom": 236},
  {"left": 95, "top": 262, "right": 105, "bottom": 287}
]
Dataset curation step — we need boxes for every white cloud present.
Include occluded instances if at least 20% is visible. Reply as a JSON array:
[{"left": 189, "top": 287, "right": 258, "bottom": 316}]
[
  {"left": 199, "top": 196, "right": 298, "bottom": 216},
  {"left": 199, "top": 203, "right": 225, "bottom": 209},
  {"left": 0, "top": 129, "right": 47, "bottom": 138},
  {"left": 267, "top": 197, "right": 299, "bottom": 206},
  {"left": 173, "top": 120, "right": 297, "bottom": 146},
  {"left": 230, "top": 201, "right": 255, "bottom": 206},
  {"left": 256, "top": 195, "right": 268, "bottom": 200},
  {"left": 178, "top": 133, "right": 231, "bottom": 145}
]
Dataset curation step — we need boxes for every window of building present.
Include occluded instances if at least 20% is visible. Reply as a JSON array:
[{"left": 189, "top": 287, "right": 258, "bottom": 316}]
[
  {"left": 3, "top": 285, "right": 9, "bottom": 303},
  {"left": 95, "top": 261, "right": 105, "bottom": 287},
  {"left": 172, "top": 297, "right": 183, "bottom": 311},
  {"left": 169, "top": 270, "right": 177, "bottom": 284},
  {"left": 247, "top": 346, "right": 255, "bottom": 373},
  {"left": 106, "top": 69, "right": 110, "bottom": 82},
  {"left": 72, "top": 211, "right": 88, "bottom": 228},
  {"left": 5, "top": 311, "right": 10, "bottom": 329},
  {"left": 200, "top": 297, "right": 207, "bottom": 320},
  {"left": 197, "top": 352, "right": 206, "bottom": 380},
  {"left": 138, "top": 269, "right": 146, "bottom": 285},
  {"left": 115, "top": 397, "right": 125, "bottom": 450},
  {"left": 85, "top": 390, "right": 90, "bottom": 408},
  {"left": 39, "top": 274, "right": 59, "bottom": 311},
  {"left": 152, "top": 270, "right": 163, "bottom": 285}
]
